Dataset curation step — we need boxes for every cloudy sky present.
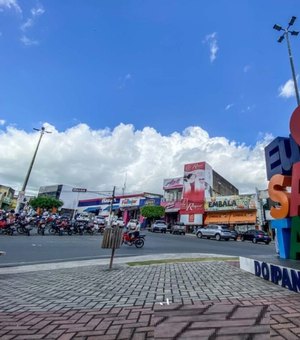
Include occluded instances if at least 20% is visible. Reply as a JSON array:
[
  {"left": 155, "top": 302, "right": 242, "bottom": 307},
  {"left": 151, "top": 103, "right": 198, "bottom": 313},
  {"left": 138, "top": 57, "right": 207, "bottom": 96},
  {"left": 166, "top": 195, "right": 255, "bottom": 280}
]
[{"left": 0, "top": 0, "right": 299, "bottom": 196}]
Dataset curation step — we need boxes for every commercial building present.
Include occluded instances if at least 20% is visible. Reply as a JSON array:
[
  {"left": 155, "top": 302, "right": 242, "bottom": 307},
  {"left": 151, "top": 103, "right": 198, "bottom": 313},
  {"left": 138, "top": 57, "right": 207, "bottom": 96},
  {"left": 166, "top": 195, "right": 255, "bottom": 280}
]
[
  {"left": 0, "top": 185, "right": 15, "bottom": 210},
  {"left": 38, "top": 184, "right": 95, "bottom": 216},
  {"left": 162, "top": 161, "right": 245, "bottom": 230},
  {"left": 78, "top": 192, "right": 162, "bottom": 225}
]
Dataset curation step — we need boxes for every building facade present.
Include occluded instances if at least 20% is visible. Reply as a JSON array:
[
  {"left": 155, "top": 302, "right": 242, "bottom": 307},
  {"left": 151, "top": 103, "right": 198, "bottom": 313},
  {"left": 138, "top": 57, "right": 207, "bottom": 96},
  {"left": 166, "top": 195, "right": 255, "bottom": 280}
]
[
  {"left": 0, "top": 185, "right": 15, "bottom": 210},
  {"left": 78, "top": 192, "right": 162, "bottom": 225},
  {"left": 162, "top": 161, "right": 240, "bottom": 229}
]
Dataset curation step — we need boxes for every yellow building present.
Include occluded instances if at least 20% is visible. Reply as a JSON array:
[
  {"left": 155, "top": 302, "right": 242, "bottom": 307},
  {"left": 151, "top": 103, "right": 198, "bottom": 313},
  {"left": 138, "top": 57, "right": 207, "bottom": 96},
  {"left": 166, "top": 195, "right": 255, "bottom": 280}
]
[{"left": 0, "top": 185, "right": 15, "bottom": 211}]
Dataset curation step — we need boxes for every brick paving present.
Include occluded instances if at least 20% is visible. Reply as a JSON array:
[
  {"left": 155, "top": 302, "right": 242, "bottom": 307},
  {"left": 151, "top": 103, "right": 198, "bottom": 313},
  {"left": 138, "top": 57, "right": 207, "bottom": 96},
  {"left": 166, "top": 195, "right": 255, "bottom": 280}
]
[{"left": 0, "top": 260, "right": 300, "bottom": 339}]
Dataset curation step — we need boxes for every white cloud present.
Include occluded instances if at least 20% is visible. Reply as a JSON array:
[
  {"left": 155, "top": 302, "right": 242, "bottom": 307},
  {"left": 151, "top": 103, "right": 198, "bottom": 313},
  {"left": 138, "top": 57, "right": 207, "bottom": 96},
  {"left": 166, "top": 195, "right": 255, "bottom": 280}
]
[
  {"left": 0, "top": 123, "right": 272, "bottom": 196},
  {"left": 0, "top": 119, "right": 5, "bottom": 125},
  {"left": 118, "top": 73, "right": 132, "bottom": 89},
  {"left": 0, "top": 0, "right": 21, "bottom": 13},
  {"left": 20, "top": 18, "right": 33, "bottom": 31},
  {"left": 20, "top": 35, "right": 38, "bottom": 46},
  {"left": 243, "top": 65, "right": 251, "bottom": 73},
  {"left": 278, "top": 78, "right": 298, "bottom": 98},
  {"left": 20, "top": 5, "right": 45, "bottom": 43},
  {"left": 225, "top": 103, "right": 234, "bottom": 111},
  {"left": 203, "top": 32, "right": 218, "bottom": 63},
  {"left": 31, "top": 5, "right": 45, "bottom": 17}
]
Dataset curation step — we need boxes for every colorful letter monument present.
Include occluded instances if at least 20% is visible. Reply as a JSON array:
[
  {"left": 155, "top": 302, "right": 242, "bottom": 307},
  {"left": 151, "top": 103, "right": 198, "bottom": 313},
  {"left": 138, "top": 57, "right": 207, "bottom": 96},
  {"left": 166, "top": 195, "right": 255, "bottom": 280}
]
[{"left": 265, "top": 106, "right": 300, "bottom": 259}]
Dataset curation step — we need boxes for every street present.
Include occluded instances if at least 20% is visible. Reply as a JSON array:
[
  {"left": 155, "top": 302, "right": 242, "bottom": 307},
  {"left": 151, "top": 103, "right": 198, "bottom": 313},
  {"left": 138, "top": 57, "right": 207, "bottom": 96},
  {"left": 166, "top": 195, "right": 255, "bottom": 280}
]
[{"left": 0, "top": 230, "right": 276, "bottom": 266}]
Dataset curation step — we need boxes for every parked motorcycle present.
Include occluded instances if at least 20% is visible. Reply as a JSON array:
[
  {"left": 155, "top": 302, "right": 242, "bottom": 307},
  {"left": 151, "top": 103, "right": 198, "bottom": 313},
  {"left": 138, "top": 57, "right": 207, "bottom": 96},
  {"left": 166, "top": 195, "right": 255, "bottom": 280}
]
[
  {"left": 15, "top": 217, "right": 32, "bottom": 236},
  {"left": 36, "top": 218, "right": 47, "bottom": 235},
  {"left": 73, "top": 221, "right": 87, "bottom": 235},
  {"left": 84, "top": 222, "right": 95, "bottom": 235},
  {"left": 122, "top": 231, "right": 145, "bottom": 248},
  {"left": 49, "top": 218, "right": 72, "bottom": 236},
  {"left": 0, "top": 219, "right": 16, "bottom": 235}
]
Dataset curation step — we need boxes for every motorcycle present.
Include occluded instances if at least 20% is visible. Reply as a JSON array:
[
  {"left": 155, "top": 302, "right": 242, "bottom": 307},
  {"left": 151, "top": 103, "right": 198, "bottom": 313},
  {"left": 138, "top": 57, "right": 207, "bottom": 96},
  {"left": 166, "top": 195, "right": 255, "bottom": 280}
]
[
  {"left": 49, "top": 218, "right": 73, "bottom": 236},
  {"left": 84, "top": 222, "right": 95, "bottom": 235},
  {"left": 36, "top": 218, "right": 47, "bottom": 235},
  {"left": 73, "top": 221, "right": 87, "bottom": 235},
  {"left": 122, "top": 231, "right": 145, "bottom": 248},
  {"left": 15, "top": 217, "right": 32, "bottom": 236},
  {"left": 0, "top": 219, "right": 16, "bottom": 236}
]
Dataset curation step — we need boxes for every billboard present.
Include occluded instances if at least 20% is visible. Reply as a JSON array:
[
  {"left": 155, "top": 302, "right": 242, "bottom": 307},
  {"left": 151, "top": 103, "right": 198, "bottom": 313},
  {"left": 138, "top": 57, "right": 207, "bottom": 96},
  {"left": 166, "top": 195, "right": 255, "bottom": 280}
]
[
  {"left": 205, "top": 194, "right": 257, "bottom": 211},
  {"left": 120, "top": 197, "right": 140, "bottom": 207},
  {"left": 163, "top": 177, "right": 183, "bottom": 190},
  {"left": 180, "top": 162, "right": 208, "bottom": 214}
]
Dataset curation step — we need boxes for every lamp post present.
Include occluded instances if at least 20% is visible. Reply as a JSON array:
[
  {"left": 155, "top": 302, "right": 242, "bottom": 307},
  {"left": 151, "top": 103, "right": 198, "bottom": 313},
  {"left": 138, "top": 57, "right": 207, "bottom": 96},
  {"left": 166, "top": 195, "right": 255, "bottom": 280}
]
[
  {"left": 16, "top": 126, "right": 51, "bottom": 212},
  {"left": 273, "top": 16, "right": 300, "bottom": 105}
]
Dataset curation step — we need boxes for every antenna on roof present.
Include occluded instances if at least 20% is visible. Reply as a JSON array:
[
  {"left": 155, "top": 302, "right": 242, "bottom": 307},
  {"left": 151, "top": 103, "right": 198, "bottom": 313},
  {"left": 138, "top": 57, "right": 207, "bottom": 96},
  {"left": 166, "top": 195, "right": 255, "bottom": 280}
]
[{"left": 122, "top": 172, "right": 127, "bottom": 196}]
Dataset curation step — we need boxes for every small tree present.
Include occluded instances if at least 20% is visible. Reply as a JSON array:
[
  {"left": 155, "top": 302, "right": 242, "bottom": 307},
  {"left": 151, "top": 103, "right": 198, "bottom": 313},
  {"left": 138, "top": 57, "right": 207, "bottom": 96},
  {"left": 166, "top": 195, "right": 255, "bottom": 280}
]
[
  {"left": 29, "top": 196, "right": 64, "bottom": 212},
  {"left": 140, "top": 205, "right": 165, "bottom": 226}
]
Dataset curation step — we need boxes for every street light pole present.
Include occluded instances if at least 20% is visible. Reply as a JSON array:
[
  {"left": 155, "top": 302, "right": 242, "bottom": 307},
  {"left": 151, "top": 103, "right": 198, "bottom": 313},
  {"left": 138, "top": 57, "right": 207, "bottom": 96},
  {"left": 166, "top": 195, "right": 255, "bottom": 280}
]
[
  {"left": 285, "top": 30, "right": 300, "bottom": 105},
  {"left": 273, "top": 16, "right": 300, "bottom": 106},
  {"left": 16, "top": 126, "right": 51, "bottom": 212}
]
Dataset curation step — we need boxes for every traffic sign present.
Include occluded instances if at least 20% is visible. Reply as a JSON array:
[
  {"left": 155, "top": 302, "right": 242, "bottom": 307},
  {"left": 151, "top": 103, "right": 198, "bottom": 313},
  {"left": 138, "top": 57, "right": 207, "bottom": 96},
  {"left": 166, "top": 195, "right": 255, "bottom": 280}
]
[{"left": 72, "top": 188, "right": 87, "bottom": 192}]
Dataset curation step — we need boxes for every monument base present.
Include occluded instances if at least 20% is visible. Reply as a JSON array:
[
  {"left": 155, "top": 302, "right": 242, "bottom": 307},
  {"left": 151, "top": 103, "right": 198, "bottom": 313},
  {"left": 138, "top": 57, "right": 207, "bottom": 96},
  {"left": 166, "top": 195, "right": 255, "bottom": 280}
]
[{"left": 240, "top": 255, "right": 300, "bottom": 293}]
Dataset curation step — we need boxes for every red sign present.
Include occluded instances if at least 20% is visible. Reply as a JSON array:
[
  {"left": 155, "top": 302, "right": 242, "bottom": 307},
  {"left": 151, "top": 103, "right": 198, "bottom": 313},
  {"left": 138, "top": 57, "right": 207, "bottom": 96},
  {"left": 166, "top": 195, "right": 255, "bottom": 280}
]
[
  {"left": 180, "top": 162, "right": 206, "bottom": 214},
  {"left": 188, "top": 214, "right": 195, "bottom": 223}
]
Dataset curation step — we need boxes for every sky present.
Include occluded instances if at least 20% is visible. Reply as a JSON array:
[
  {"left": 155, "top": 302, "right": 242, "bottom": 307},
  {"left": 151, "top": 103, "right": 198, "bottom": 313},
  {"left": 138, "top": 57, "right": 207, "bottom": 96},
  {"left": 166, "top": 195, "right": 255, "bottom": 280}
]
[{"left": 0, "top": 0, "right": 299, "bottom": 196}]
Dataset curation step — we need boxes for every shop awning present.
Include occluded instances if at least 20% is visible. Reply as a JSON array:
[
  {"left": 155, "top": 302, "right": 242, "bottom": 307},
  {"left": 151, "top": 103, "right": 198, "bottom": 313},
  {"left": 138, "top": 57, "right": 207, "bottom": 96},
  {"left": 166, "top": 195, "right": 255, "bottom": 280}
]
[
  {"left": 204, "top": 211, "right": 256, "bottom": 225},
  {"left": 165, "top": 208, "right": 180, "bottom": 213}
]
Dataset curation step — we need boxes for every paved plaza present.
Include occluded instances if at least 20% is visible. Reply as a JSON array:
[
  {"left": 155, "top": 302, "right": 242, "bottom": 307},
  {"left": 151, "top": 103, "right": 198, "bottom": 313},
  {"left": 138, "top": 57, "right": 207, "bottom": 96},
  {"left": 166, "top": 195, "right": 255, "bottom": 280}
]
[{"left": 0, "top": 258, "right": 300, "bottom": 339}]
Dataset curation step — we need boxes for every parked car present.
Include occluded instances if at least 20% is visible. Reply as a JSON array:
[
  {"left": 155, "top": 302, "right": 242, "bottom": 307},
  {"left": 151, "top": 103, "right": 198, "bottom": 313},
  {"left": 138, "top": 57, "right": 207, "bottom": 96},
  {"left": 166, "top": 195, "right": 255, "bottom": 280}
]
[
  {"left": 151, "top": 220, "right": 167, "bottom": 233},
  {"left": 170, "top": 222, "right": 186, "bottom": 235},
  {"left": 241, "top": 229, "right": 271, "bottom": 244},
  {"left": 94, "top": 216, "right": 105, "bottom": 225},
  {"left": 196, "top": 224, "right": 231, "bottom": 241},
  {"left": 76, "top": 213, "right": 92, "bottom": 222},
  {"left": 230, "top": 229, "right": 238, "bottom": 241}
]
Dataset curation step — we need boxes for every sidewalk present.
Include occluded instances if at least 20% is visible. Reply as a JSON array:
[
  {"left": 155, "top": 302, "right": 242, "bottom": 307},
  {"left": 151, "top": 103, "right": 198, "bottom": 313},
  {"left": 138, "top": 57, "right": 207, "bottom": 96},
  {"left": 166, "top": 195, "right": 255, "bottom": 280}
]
[{"left": 0, "top": 254, "right": 299, "bottom": 339}]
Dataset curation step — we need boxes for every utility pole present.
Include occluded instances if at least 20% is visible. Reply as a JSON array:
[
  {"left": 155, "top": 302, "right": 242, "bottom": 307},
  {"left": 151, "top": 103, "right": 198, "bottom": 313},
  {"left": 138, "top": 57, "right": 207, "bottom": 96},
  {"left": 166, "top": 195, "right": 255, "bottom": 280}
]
[
  {"left": 109, "top": 185, "right": 116, "bottom": 270},
  {"left": 273, "top": 16, "right": 300, "bottom": 105},
  {"left": 16, "top": 126, "right": 51, "bottom": 212},
  {"left": 108, "top": 186, "right": 116, "bottom": 227}
]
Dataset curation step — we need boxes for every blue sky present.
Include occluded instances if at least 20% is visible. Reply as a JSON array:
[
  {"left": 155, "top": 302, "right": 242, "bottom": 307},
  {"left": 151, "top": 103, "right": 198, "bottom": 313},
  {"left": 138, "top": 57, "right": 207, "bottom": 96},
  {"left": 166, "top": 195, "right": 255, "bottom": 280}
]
[{"left": 0, "top": 0, "right": 299, "bottom": 195}]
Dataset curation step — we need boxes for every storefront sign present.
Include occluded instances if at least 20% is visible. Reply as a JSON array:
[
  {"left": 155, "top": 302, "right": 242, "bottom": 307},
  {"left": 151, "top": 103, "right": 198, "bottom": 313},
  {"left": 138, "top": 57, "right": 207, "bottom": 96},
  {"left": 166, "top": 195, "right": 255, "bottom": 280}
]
[
  {"left": 204, "top": 211, "right": 256, "bottom": 225},
  {"left": 205, "top": 195, "right": 257, "bottom": 211},
  {"left": 120, "top": 198, "right": 140, "bottom": 207},
  {"left": 163, "top": 177, "right": 183, "bottom": 190},
  {"left": 140, "top": 198, "right": 161, "bottom": 207},
  {"left": 72, "top": 188, "right": 87, "bottom": 192},
  {"left": 78, "top": 198, "right": 120, "bottom": 207},
  {"left": 189, "top": 214, "right": 195, "bottom": 223},
  {"left": 180, "top": 162, "right": 206, "bottom": 214},
  {"left": 161, "top": 201, "right": 181, "bottom": 209}
]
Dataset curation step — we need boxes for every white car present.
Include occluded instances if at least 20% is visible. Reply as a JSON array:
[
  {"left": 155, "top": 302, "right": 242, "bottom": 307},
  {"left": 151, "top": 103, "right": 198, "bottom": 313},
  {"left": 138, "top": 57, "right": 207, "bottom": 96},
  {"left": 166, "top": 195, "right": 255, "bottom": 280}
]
[
  {"left": 76, "top": 213, "right": 91, "bottom": 222},
  {"left": 94, "top": 216, "right": 105, "bottom": 225}
]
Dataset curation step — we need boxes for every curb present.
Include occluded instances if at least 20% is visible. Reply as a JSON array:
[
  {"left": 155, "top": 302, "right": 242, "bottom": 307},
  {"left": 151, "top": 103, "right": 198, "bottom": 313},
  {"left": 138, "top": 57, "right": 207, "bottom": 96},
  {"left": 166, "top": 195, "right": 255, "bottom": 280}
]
[{"left": 0, "top": 253, "right": 237, "bottom": 274}]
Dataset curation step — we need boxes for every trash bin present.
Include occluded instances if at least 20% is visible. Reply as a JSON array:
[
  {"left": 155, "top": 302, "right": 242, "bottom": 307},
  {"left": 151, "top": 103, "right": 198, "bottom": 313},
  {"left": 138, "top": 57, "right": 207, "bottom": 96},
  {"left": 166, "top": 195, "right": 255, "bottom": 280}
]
[{"left": 101, "top": 227, "right": 123, "bottom": 249}]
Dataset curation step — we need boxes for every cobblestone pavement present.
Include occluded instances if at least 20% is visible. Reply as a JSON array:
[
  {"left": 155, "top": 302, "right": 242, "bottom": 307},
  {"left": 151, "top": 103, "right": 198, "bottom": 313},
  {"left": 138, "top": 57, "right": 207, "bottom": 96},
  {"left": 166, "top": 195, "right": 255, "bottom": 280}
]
[{"left": 0, "top": 260, "right": 300, "bottom": 339}]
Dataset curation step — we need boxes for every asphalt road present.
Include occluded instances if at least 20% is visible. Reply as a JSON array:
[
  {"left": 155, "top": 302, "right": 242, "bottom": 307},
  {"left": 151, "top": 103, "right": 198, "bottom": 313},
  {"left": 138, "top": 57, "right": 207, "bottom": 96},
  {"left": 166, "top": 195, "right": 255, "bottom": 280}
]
[{"left": 0, "top": 230, "right": 276, "bottom": 267}]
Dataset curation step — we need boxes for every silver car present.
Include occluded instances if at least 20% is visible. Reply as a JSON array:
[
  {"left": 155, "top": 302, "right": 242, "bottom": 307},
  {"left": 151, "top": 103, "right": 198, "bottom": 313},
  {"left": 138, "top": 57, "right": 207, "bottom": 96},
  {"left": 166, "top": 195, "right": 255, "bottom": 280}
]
[
  {"left": 151, "top": 220, "right": 167, "bottom": 233},
  {"left": 196, "top": 224, "right": 231, "bottom": 241}
]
